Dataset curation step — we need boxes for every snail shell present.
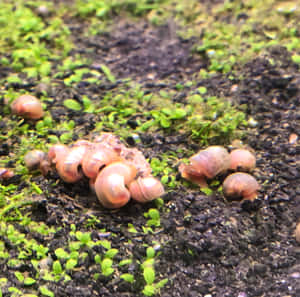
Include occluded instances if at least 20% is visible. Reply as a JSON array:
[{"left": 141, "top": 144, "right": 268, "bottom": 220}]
[
  {"left": 129, "top": 176, "right": 164, "bottom": 203},
  {"left": 179, "top": 146, "right": 230, "bottom": 187},
  {"left": 11, "top": 95, "right": 44, "bottom": 120},
  {"left": 24, "top": 149, "right": 50, "bottom": 175},
  {"left": 0, "top": 168, "right": 14, "bottom": 180},
  {"left": 81, "top": 144, "right": 120, "bottom": 179},
  {"left": 229, "top": 149, "right": 256, "bottom": 171},
  {"left": 56, "top": 145, "right": 87, "bottom": 183},
  {"left": 94, "top": 162, "right": 137, "bottom": 209},
  {"left": 121, "top": 147, "right": 152, "bottom": 177},
  {"left": 24, "top": 150, "right": 47, "bottom": 170},
  {"left": 222, "top": 172, "right": 259, "bottom": 201},
  {"left": 48, "top": 144, "right": 69, "bottom": 164},
  {"left": 296, "top": 222, "right": 300, "bottom": 244}
]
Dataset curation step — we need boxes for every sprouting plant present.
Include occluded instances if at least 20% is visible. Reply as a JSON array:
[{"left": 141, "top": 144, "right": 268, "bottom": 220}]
[{"left": 141, "top": 247, "right": 168, "bottom": 296}]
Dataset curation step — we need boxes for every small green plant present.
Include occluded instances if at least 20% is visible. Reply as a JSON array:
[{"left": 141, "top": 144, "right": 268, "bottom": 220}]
[
  {"left": 144, "top": 209, "right": 160, "bottom": 227},
  {"left": 141, "top": 247, "right": 168, "bottom": 296}
]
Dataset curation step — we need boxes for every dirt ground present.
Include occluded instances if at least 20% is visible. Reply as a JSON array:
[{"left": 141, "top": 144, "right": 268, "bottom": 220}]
[{"left": 0, "top": 2, "right": 300, "bottom": 297}]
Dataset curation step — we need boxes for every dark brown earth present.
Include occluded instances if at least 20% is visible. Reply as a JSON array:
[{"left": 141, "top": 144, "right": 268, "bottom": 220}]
[{"left": 0, "top": 9, "right": 300, "bottom": 297}]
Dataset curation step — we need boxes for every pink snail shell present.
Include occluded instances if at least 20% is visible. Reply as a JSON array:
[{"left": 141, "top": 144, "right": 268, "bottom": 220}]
[
  {"left": 129, "top": 176, "right": 165, "bottom": 203},
  {"left": 94, "top": 162, "right": 137, "bottom": 209},
  {"left": 179, "top": 146, "right": 230, "bottom": 187},
  {"left": 11, "top": 95, "right": 44, "bottom": 120},
  {"left": 81, "top": 144, "right": 120, "bottom": 179},
  {"left": 222, "top": 172, "right": 259, "bottom": 201},
  {"left": 229, "top": 149, "right": 256, "bottom": 171},
  {"left": 55, "top": 145, "right": 87, "bottom": 183}
]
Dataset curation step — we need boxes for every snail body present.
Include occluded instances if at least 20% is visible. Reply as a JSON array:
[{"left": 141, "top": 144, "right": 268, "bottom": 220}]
[
  {"left": 11, "top": 95, "right": 44, "bottom": 120},
  {"left": 179, "top": 146, "right": 230, "bottom": 187},
  {"left": 94, "top": 162, "right": 137, "bottom": 209},
  {"left": 229, "top": 149, "right": 256, "bottom": 171},
  {"left": 129, "top": 176, "right": 165, "bottom": 203},
  {"left": 222, "top": 172, "right": 259, "bottom": 201}
]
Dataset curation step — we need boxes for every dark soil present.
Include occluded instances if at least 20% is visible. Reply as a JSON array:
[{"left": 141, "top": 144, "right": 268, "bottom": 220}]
[{"left": 1, "top": 7, "right": 300, "bottom": 297}]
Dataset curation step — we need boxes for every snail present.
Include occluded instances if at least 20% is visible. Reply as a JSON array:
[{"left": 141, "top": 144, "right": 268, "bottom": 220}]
[
  {"left": 222, "top": 172, "right": 259, "bottom": 201},
  {"left": 81, "top": 144, "right": 120, "bottom": 179},
  {"left": 48, "top": 144, "right": 69, "bottom": 165},
  {"left": 179, "top": 146, "right": 230, "bottom": 187},
  {"left": 129, "top": 176, "right": 165, "bottom": 203},
  {"left": 24, "top": 150, "right": 50, "bottom": 175},
  {"left": 0, "top": 168, "right": 14, "bottom": 180},
  {"left": 55, "top": 145, "right": 87, "bottom": 183},
  {"left": 121, "top": 147, "right": 152, "bottom": 177},
  {"left": 94, "top": 162, "right": 137, "bottom": 209},
  {"left": 296, "top": 222, "right": 300, "bottom": 244},
  {"left": 229, "top": 149, "right": 256, "bottom": 171},
  {"left": 11, "top": 95, "right": 44, "bottom": 120}
]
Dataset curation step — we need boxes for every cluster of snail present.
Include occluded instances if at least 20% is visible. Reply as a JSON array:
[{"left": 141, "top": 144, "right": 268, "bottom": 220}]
[
  {"left": 179, "top": 146, "right": 259, "bottom": 201},
  {"left": 6, "top": 93, "right": 260, "bottom": 207},
  {"left": 24, "top": 133, "right": 165, "bottom": 209}
]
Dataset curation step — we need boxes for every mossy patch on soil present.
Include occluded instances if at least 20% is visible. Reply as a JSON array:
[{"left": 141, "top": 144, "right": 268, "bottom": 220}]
[{"left": 0, "top": 0, "right": 300, "bottom": 296}]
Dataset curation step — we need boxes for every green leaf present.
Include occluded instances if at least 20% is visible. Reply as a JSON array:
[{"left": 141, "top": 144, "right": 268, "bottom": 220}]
[
  {"left": 143, "top": 267, "right": 155, "bottom": 285},
  {"left": 24, "top": 277, "right": 36, "bottom": 285},
  {"left": 65, "top": 258, "right": 77, "bottom": 270},
  {"left": 39, "top": 286, "right": 55, "bottom": 297},
  {"left": 14, "top": 271, "right": 24, "bottom": 282},
  {"left": 142, "top": 284, "right": 155, "bottom": 296},
  {"left": 105, "top": 248, "right": 118, "bottom": 259},
  {"left": 146, "top": 247, "right": 155, "bottom": 259},
  {"left": 101, "top": 258, "right": 113, "bottom": 271},
  {"left": 63, "top": 99, "right": 82, "bottom": 111},
  {"left": 119, "top": 259, "right": 132, "bottom": 267},
  {"left": 148, "top": 209, "right": 160, "bottom": 220},
  {"left": 52, "top": 260, "right": 62, "bottom": 275},
  {"left": 99, "top": 240, "right": 111, "bottom": 249},
  {"left": 54, "top": 248, "right": 69, "bottom": 259},
  {"left": 120, "top": 273, "right": 134, "bottom": 283},
  {"left": 292, "top": 54, "right": 300, "bottom": 64},
  {"left": 156, "top": 278, "right": 168, "bottom": 288},
  {"left": 95, "top": 254, "right": 102, "bottom": 264},
  {"left": 159, "top": 116, "right": 171, "bottom": 128},
  {"left": 170, "top": 108, "right": 187, "bottom": 119},
  {"left": 100, "top": 65, "right": 116, "bottom": 83}
]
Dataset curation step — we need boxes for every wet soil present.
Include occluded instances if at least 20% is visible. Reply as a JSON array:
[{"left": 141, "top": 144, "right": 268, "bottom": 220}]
[{"left": 1, "top": 8, "right": 300, "bottom": 297}]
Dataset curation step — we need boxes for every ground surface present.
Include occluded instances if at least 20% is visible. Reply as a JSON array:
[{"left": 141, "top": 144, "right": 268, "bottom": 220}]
[{"left": 0, "top": 1, "right": 299, "bottom": 297}]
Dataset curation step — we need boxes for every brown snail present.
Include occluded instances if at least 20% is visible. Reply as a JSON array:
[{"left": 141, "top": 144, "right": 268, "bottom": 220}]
[
  {"left": 81, "top": 144, "right": 120, "bottom": 179},
  {"left": 11, "top": 95, "right": 44, "bottom": 120},
  {"left": 0, "top": 168, "right": 14, "bottom": 180},
  {"left": 55, "top": 145, "right": 87, "bottom": 183},
  {"left": 222, "top": 172, "right": 259, "bottom": 201},
  {"left": 48, "top": 144, "right": 69, "bottom": 165},
  {"left": 295, "top": 222, "right": 300, "bottom": 244},
  {"left": 229, "top": 149, "right": 256, "bottom": 171},
  {"left": 129, "top": 176, "right": 165, "bottom": 203},
  {"left": 179, "top": 146, "right": 230, "bottom": 187},
  {"left": 24, "top": 150, "right": 50, "bottom": 175},
  {"left": 94, "top": 162, "right": 137, "bottom": 209}
]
